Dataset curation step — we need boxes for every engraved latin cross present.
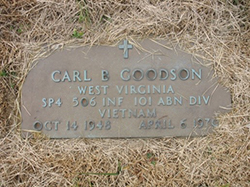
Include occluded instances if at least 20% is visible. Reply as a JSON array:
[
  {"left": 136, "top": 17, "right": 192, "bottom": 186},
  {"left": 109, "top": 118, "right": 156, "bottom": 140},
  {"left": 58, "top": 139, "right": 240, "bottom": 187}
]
[{"left": 119, "top": 39, "right": 133, "bottom": 59}]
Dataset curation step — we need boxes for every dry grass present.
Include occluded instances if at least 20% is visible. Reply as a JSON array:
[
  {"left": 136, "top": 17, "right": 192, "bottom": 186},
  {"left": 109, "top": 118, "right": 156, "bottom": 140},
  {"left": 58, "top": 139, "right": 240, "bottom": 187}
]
[{"left": 0, "top": 0, "right": 249, "bottom": 186}]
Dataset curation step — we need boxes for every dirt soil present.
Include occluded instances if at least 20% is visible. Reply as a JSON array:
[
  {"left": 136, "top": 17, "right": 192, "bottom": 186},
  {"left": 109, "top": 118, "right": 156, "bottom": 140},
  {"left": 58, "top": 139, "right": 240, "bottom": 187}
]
[{"left": 0, "top": 0, "right": 249, "bottom": 186}]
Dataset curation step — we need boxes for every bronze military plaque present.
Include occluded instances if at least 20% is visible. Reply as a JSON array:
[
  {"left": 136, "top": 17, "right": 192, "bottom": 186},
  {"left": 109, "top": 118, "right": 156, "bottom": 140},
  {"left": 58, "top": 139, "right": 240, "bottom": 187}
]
[{"left": 21, "top": 39, "right": 231, "bottom": 138}]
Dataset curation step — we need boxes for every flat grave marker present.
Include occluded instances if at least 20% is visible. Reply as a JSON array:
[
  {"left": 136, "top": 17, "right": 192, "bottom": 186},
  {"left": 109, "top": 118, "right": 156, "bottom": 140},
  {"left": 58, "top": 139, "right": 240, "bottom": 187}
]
[{"left": 21, "top": 39, "right": 231, "bottom": 138}]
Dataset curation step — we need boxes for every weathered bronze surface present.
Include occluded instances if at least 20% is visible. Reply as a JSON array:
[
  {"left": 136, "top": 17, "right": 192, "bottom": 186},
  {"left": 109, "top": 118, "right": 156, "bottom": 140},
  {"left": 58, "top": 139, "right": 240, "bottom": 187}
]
[{"left": 21, "top": 39, "right": 231, "bottom": 138}]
